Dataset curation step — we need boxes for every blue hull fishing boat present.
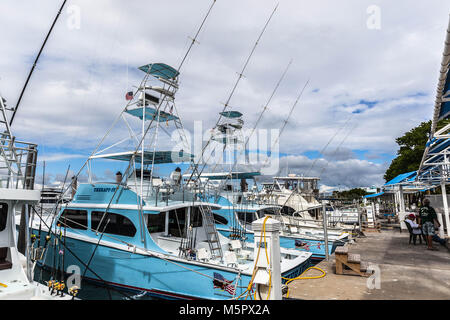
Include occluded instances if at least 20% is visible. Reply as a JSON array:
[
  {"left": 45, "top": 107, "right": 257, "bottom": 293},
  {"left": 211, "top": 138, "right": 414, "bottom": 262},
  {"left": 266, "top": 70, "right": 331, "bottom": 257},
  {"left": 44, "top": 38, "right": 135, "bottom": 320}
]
[
  {"left": 212, "top": 196, "right": 346, "bottom": 261},
  {"left": 28, "top": 62, "right": 312, "bottom": 299},
  {"left": 197, "top": 172, "right": 347, "bottom": 261}
]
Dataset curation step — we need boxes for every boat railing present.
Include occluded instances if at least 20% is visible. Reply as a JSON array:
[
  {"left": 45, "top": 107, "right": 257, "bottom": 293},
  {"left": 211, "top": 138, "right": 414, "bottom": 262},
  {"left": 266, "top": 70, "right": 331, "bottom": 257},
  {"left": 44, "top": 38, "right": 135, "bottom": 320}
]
[{"left": 0, "top": 133, "right": 38, "bottom": 190}]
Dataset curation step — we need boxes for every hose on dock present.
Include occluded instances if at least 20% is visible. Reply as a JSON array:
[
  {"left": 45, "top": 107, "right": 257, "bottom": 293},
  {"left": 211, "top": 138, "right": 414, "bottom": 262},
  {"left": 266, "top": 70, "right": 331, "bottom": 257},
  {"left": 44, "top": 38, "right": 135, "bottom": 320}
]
[{"left": 281, "top": 266, "right": 326, "bottom": 298}]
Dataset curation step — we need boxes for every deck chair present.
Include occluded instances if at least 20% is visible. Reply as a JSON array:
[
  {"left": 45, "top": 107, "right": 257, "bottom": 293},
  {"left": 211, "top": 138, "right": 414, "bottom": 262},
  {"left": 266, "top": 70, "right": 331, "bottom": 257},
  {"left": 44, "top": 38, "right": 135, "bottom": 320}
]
[
  {"left": 224, "top": 251, "right": 238, "bottom": 268},
  {"left": 197, "top": 248, "right": 211, "bottom": 261}
]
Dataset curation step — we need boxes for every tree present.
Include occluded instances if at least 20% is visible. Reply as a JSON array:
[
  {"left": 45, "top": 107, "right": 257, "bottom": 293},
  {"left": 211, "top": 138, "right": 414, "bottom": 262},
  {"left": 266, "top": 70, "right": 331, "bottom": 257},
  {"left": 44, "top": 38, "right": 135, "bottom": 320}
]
[
  {"left": 332, "top": 188, "right": 369, "bottom": 199},
  {"left": 384, "top": 119, "right": 450, "bottom": 182}
]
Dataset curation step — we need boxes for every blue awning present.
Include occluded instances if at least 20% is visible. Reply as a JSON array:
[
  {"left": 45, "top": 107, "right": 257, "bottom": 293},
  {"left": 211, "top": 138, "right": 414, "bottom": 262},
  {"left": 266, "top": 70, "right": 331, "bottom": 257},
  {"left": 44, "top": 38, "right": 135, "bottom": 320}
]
[
  {"left": 384, "top": 171, "right": 417, "bottom": 186},
  {"left": 364, "top": 192, "right": 384, "bottom": 198}
]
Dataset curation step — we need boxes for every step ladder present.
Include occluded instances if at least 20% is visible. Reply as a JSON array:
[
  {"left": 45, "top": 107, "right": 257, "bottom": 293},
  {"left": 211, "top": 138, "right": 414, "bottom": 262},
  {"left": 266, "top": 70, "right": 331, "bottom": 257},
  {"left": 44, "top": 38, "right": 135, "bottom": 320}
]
[
  {"left": 334, "top": 245, "right": 372, "bottom": 277},
  {"left": 198, "top": 205, "right": 223, "bottom": 260}
]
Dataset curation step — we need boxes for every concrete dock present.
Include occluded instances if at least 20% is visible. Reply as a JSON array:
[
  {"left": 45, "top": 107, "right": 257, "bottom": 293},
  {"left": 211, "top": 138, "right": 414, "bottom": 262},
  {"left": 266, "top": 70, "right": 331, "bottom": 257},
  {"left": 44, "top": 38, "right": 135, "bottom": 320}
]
[{"left": 286, "top": 229, "right": 450, "bottom": 300}]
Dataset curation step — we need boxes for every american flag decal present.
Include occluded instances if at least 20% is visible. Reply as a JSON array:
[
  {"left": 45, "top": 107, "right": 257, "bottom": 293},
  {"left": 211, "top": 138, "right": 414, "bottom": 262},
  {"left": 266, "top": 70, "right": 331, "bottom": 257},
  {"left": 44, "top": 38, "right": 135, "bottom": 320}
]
[{"left": 213, "top": 272, "right": 235, "bottom": 295}]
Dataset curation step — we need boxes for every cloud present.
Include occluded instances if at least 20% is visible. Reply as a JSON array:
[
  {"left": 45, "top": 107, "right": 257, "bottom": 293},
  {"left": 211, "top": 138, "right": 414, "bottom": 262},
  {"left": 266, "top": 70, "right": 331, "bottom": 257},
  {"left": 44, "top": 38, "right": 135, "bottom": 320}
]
[
  {"left": 275, "top": 154, "right": 387, "bottom": 188},
  {"left": 1, "top": 0, "right": 449, "bottom": 188}
]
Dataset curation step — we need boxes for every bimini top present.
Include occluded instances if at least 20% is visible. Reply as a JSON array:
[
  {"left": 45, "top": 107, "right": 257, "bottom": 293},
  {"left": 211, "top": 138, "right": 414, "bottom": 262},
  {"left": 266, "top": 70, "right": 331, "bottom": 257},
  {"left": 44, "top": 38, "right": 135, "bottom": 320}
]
[
  {"left": 138, "top": 63, "right": 179, "bottom": 80},
  {"left": 90, "top": 150, "right": 193, "bottom": 164},
  {"left": 220, "top": 111, "right": 243, "bottom": 118},
  {"left": 184, "top": 171, "right": 261, "bottom": 180},
  {"left": 125, "top": 106, "right": 179, "bottom": 122}
]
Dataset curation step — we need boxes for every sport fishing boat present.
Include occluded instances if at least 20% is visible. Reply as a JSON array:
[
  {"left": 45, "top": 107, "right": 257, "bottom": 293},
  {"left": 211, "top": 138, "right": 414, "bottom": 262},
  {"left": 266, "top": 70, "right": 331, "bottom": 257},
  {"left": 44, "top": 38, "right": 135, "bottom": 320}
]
[
  {"left": 0, "top": 93, "right": 72, "bottom": 300},
  {"left": 194, "top": 171, "right": 348, "bottom": 261},
  {"left": 28, "top": 63, "right": 312, "bottom": 299},
  {"left": 258, "top": 175, "right": 353, "bottom": 232}
]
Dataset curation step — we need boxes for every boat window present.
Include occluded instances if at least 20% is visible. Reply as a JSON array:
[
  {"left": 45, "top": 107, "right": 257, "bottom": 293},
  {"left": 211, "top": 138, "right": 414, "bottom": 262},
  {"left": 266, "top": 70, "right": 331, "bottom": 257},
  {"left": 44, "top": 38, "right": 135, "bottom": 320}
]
[
  {"left": 91, "top": 211, "right": 136, "bottom": 237},
  {"left": 147, "top": 212, "right": 166, "bottom": 233},
  {"left": 0, "top": 203, "right": 8, "bottom": 232},
  {"left": 58, "top": 209, "right": 88, "bottom": 230},
  {"left": 281, "top": 206, "right": 295, "bottom": 216},
  {"left": 168, "top": 208, "right": 186, "bottom": 238},
  {"left": 236, "top": 211, "right": 257, "bottom": 224},
  {"left": 213, "top": 213, "right": 228, "bottom": 225},
  {"left": 190, "top": 207, "right": 202, "bottom": 227},
  {"left": 259, "top": 208, "right": 277, "bottom": 216}
]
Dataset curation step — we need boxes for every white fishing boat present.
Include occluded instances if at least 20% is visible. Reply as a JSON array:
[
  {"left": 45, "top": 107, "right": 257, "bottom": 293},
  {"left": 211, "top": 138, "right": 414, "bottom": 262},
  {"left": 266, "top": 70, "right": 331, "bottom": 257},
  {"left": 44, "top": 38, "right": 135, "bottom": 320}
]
[{"left": 0, "top": 94, "right": 72, "bottom": 300}]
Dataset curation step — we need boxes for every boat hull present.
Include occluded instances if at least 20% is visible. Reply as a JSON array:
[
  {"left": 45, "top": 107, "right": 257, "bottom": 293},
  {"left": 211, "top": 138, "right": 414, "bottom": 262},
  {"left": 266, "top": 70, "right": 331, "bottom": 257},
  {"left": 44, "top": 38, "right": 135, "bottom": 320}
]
[
  {"left": 217, "top": 228, "right": 345, "bottom": 261},
  {"left": 31, "top": 228, "right": 311, "bottom": 300}
]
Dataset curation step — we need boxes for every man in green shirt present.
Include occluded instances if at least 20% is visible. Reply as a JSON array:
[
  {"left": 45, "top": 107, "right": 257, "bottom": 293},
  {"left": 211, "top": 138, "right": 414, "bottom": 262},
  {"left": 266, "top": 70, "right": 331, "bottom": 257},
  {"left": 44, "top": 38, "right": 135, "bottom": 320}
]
[{"left": 418, "top": 199, "right": 441, "bottom": 250}]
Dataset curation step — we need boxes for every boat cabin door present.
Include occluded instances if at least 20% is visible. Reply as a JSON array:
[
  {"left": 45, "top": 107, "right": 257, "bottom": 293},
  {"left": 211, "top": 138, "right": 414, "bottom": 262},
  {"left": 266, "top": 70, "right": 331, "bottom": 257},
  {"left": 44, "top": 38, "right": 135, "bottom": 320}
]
[{"left": 0, "top": 201, "right": 15, "bottom": 270}]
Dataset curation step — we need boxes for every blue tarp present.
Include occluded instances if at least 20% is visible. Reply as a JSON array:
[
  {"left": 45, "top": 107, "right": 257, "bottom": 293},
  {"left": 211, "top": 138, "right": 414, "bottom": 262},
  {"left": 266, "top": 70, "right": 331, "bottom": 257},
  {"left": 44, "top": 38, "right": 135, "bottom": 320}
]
[
  {"left": 364, "top": 192, "right": 384, "bottom": 198},
  {"left": 384, "top": 171, "right": 417, "bottom": 186}
]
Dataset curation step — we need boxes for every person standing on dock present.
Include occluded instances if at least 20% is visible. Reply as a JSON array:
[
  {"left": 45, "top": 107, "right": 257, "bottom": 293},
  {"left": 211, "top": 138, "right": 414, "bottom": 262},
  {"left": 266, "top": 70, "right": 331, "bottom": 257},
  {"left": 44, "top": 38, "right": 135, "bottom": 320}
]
[{"left": 418, "top": 199, "right": 441, "bottom": 251}]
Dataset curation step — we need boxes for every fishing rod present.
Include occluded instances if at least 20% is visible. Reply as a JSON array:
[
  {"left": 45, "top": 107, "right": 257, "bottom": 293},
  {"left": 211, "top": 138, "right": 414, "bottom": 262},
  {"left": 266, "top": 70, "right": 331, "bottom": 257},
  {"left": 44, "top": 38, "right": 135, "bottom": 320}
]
[
  {"left": 305, "top": 113, "right": 354, "bottom": 176},
  {"left": 55, "top": 0, "right": 218, "bottom": 200},
  {"left": 268, "top": 113, "right": 355, "bottom": 220},
  {"left": 177, "top": 0, "right": 217, "bottom": 73},
  {"left": 10, "top": 0, "right": 67, "bottom": 126},
  {"left": 185, "top": 3, "right": 279, "bottom": 186},
  {"left": 169, "top": 0, "right": 219, "bottom": 156},
  {"left": 272, "top": 121, "right": 357, "bottom": 229},
  {"left": 210, "top": 58, "right": 293, "bottom": 175},
  {"left": 205, "top": 59, "right": 293, "bottom": 238},
  {"left": 66, "top": 0, "right": 221, "bottom": 287},
  {"left": 258, "top": 79, "right": 310, "bottom": 221},
  {"left": 318, "top": 123, "right": 358, "bottom": 178}
]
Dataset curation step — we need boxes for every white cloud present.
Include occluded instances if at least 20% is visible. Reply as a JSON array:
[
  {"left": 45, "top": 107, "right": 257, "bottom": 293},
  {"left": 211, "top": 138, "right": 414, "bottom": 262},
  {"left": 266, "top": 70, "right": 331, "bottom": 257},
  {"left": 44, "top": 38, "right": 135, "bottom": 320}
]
[{"left": 1, "top": 0, "right": 449, "bottom": 187}]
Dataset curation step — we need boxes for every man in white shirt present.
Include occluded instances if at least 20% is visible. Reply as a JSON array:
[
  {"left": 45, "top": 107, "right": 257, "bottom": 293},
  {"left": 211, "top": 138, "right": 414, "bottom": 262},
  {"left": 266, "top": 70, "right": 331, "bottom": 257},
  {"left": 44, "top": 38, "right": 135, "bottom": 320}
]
[{"left": 405, "top": 214, "right": 422, "bottom": 235}]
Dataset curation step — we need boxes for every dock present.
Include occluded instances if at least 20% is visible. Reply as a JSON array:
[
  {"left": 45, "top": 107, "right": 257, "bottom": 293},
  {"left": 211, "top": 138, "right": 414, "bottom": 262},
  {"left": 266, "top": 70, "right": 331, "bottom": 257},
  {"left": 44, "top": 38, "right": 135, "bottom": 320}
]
[{"left": 286, "top": 229, "right": 450, "bottom": 300}]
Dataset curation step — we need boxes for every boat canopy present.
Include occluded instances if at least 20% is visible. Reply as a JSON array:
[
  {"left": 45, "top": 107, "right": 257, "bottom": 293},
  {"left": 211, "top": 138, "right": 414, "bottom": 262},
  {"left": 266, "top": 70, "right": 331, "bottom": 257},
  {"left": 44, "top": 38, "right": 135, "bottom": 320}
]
[
  {"left": 383, "top": 171, "right": 416, "bottom": 186},
  {"left": 90, "top": 150, "right": 193, "bottom": 164},
  {"left": 363, "top": 192, "right": 384, "bottom": 198},
  {"left": 125, "top": 106, "right": 179, "bottom": 122},
  {"left": 138, "top": 63, "right": 179, "bottom": 80},
  {"left": 220, "top": 111, "right": 243, "bottom": 118}
]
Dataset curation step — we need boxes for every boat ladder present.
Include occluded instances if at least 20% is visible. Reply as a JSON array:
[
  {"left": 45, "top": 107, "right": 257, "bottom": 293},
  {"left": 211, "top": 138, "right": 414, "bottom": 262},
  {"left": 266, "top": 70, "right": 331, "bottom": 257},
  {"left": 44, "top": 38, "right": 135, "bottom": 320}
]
[{"left": 198, "top": 205, "right": 223, "bottom": 260}]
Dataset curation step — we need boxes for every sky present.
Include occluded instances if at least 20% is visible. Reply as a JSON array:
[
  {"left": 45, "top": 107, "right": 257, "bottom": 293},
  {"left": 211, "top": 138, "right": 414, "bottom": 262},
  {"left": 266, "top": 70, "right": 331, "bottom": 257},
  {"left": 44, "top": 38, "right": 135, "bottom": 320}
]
[{"left": 0, "top": 0, "right": 449, "bottom": 192}]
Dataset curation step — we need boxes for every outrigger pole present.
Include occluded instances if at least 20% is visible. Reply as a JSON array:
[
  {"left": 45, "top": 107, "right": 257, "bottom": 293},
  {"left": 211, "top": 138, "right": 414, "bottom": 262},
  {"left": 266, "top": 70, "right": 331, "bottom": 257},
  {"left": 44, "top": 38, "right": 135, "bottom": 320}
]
[
  {"left": 10, "top": 0, "right": 67, "bottom": 126},
  {"left": 54, "top": 1, "right": 219, "bottom": 285},
  {"left": 186, "top": 3, "right": 279, "bottom": 185},
  {"left": 209, "top": 58, "right": 293, "bottom": 179}
]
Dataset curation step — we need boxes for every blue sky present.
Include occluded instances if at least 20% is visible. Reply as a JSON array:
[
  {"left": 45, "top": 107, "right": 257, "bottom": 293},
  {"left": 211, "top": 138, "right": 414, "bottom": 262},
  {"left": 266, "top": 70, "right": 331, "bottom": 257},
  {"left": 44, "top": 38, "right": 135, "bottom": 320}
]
[{"left": 1, "top": 0, "right": 450, "bottom": 191}]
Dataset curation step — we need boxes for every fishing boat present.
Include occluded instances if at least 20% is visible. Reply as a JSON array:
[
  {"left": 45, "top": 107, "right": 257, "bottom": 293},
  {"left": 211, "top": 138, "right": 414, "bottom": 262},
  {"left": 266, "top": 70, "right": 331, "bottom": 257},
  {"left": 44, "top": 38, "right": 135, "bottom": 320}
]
[
  {"left": 258, "top": 175, "right": 354, "bottom": 231},
  {"left": 28, "top": 63, "right": 312, "bottom": 299},
  {"left": 0, "top": 94, "right": 72, "bottom": 300},
  {"left": 193, "top": 171, "right": 348, "bottom": 261}
]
